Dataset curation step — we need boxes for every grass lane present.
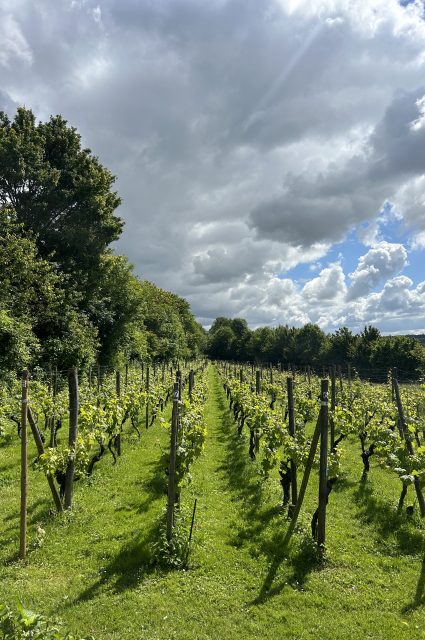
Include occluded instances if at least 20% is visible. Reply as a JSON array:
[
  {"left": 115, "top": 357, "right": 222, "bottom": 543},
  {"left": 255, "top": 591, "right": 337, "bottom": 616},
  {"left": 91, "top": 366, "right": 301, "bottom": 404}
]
[{"left": 0, "top": 364, "right": 425, "bottom": 639}]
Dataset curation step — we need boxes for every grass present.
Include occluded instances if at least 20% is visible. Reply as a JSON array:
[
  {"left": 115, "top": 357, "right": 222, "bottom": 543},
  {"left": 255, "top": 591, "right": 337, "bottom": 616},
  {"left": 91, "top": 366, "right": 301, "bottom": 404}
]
[{"left": 1, "top": 365, "right": 425, "bottom": 639}]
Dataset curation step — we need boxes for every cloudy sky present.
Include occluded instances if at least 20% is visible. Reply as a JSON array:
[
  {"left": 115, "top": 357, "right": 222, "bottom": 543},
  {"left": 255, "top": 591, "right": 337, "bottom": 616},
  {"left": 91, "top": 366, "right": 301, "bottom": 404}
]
[{"left": 1, "top": 0, "right": 425, "bottom": 333}]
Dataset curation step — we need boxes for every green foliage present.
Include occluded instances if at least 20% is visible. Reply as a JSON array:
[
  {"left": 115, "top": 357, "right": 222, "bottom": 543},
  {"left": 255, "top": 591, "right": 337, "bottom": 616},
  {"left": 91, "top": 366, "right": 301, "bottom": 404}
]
[
  {"left": 152, "top": 510, "right": 191, "bottom": 569},
  {"left": 0, "top": 108, "right": 122, "bottom": 275},
  {"left": 0, "top": 309, "right": 38, "bottom": 372},
  {"left": 207, "top": 317, "right": 425, "bottom": 378},
  {"left": 0, "top": 108, "right": 204, "bottom": 371},
  {"left": 0, "top": 601, "right": 94, "bottom": 640}
]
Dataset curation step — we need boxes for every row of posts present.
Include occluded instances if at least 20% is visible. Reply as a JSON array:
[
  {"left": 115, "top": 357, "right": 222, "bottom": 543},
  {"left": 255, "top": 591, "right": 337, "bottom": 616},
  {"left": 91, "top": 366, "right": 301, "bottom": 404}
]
[{"left": 19, "top": 364, "right": 194, "bottom": 559}]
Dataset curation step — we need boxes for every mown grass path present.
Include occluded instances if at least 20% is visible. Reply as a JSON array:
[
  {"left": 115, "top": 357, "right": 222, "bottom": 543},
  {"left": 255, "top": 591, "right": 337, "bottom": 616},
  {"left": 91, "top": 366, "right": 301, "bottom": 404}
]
[{"left": 1, "top": 364, "right": 425, "bottom": 639}]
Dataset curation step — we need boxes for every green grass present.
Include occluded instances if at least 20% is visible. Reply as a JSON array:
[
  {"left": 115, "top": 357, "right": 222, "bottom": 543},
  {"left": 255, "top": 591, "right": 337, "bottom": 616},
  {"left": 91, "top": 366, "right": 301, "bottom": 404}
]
[{"left": 1, "top": 365, "right": 425, "bottom": 639}]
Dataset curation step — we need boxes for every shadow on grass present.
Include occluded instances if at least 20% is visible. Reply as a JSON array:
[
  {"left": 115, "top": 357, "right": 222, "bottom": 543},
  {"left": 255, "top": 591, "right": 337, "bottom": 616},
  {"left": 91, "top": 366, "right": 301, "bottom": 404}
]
[
  {"left": 402, "top": 559, "right": 425, "bottom": 613},
  {"left": 211, "top": 374, "right": 320, "bottom": 604},
  {"left": 251, "top": 533, "right": 322, "bottom": 605},
  {"left": 67, "top": 444, "right": 172, "bottom": 603},
  {"left": 136, "top": 453, "right": 169, "bottom": 514},
  {"left": 73, "top": 519, "right": 163, "bottom": 604},
  {"left": 354, "top": 479, "right": 425, "bottom": 557}
]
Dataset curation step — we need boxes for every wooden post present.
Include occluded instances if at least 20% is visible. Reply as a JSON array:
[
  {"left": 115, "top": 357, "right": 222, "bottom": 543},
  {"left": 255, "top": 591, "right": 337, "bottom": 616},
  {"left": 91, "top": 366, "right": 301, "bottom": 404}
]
[
  {"left": 317, "top": 379, "right": 329, "bottom": 550},
  {"left": 338, "top": 364, "right": 343, "bottom": 395},
  {"left": 255, "top": 370, "right": 261, "bottom": 394},
  {"left": 282, "top": 407, "right": 323, "bottom": 546},
  {"left": 125, "top": 363, "right": 129, "bottom": 388},
  {"left": 97, "top": 363, "right": 101, "bottom": 394},
  {"left": 50, "top": 367, "right": 57, "bottom": 447},
  {"left": 270, "top": 365, "right": 273, "bottom": 384},
  {"left": 177, "top": 370, "right": 182, "bottom": 400},
  {"left": 116, "top": 371, "right": 122, "bottom": 456},
  {"left": 239, "top": 369, "right": 243, "bottom": 383},
  {"left": 188, "top": 369, "right": 194, "bottom": 401},
  {"left": 307, "top": 365, "right": 312, "bottom": 399},
  {"left": 393, "top": 376, "right": 425, "bottom": 517},
  {"left": 330, "top": 365, "right": 336, "bottom": 449},
  {"left": 28, "top": 408, "right": 63, "bottom": 513},
  {"left": 392, "top": 367, "right": 397, "bottom": 402},
  {"left": 287, "top": 377, "right": 297, "bottom": 512},
  {"left": 20, "top": 370, "right": 29, "bottom": 560},
  {"left": 166, "top": 383, "right": 180, "bottom": 542},
  {"left": 64, "top": 368, "right": 79, "bottom": 509},
  {"left": 145, "top": 366, "right": 150, "bottom": 429}
]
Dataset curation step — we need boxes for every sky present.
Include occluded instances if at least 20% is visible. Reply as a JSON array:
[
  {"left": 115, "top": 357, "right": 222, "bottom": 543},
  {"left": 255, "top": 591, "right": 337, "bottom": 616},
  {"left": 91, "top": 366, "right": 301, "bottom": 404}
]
[{"left": 1, "top": 0, "right": 425, "bottom": 333}]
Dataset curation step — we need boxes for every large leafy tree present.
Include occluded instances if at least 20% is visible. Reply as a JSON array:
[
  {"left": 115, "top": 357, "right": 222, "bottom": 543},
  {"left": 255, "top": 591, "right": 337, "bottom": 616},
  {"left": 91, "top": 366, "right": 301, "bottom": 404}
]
[
  {"left": 0, "top": 108, "right": 122, "bottom": 277},
  {"left": 0, "top": 207, "right": 97, "bottom": 369}
]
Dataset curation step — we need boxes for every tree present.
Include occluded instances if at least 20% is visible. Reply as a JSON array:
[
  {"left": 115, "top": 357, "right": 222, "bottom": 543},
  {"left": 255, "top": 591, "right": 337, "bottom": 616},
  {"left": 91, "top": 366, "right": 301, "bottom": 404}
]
[
  {"left": 371, "top": 336, "right": 425, "bottom": 377},
  {"left": 0, "top": 108, "right": 122, "bottom": 278},
  {"left": 327, "top": 327, "right": 358, "bottom": 364},
  {"left": 293, "top": 323, "right": 328, "bottom": 365},
  {"left": 248, "top": 327, "right": 276, "bottom": 362},
  {"left": 0, "top": 206, "right": 98, "bottom": 369},
  {"left": 207, "top": 325, "right": 235, "bottom": 360},
  {"left": 355, "top": 325, "right": 381, "bottom": 369}
]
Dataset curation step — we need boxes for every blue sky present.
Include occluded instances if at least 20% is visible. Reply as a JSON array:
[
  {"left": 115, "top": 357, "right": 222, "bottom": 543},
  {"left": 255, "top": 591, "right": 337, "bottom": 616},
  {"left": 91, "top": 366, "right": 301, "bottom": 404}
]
[{"left": 1, "top": 0, "right": 425, "bottom": 333}]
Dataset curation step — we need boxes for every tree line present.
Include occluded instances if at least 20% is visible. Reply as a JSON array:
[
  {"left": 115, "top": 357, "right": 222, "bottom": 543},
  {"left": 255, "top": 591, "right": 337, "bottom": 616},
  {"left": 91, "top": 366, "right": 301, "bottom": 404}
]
[
  {"left": 206, "top": 318, "right": 425, "bottom": 377},
  {"left": 0, "top": 108, "right": 205, "bottom": 373}
]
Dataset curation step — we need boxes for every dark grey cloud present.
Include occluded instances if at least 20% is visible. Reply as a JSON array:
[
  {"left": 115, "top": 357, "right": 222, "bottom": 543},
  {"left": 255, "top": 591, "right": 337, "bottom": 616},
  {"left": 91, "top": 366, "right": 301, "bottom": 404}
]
[{"left": 250, "top": 87, "right": 425, "bottom": 248}]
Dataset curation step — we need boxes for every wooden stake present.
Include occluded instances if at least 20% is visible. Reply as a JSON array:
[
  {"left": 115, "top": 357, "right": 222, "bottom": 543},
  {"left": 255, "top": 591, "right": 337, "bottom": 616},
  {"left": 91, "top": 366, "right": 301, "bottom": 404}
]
[
  {"left": 64, "top": 368, "right": 79, "bottom": 509},
  {"left": 188, "top": 369, "right": 194, "bottom": 401},
  {"left": 28, "top": 408, "right": 63, "bottom": 513},
  {"left": 393, "top": 376, "right": 425, "bottom": 516},
  {"left": 20, "top": 370, "right": 29, "bottom": 560},
  {"left": 330, "top": 365, "right": 336, "bottom": 449},
  {"left": 317, "top": 379, "right": 329, "bottom": 550},
  {"left": 287, "top": 377, "right": 297, "bottom": 512},
  {"left": 282, "top": 408, "right": 323, "bottom": 548},
  {"left": 145, "top": 366, "right": 150, "bottom": 429},
  {"left": 166, "top": 383, "right": 180, "bottom": 542},
  {"left": 116, "top": 371, "right": 122, "bottom": 456}
]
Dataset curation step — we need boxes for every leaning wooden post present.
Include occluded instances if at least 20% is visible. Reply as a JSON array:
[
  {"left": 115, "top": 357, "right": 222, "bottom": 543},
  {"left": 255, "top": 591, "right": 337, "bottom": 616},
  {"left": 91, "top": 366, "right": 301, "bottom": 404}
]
[
  {"left": 64, "top": 368, "right": 79, "bottom": 509},
  {"left": 145, "top": 365, "right": 150, "bottom": 429},
  {"left": 116, "top": 371, "right": 122, "bottom": 456},
  {"left": 330, "top": 365, "right": 336, "bottom": 449},
  {"left": 317, "top": 379, "right": 329, "bottom": 551},
  {"left": 28, "top": 408, "right": 63, "bottom": 513},
  {"left": 20, "top": 369, "right": 29, "bottom": 560},
  {"left": 282, "top": 406, "right": 323, "bottom": 547},
  {"left": 393, "top": 376, "right": 425, "bottom": 517},
  {"left": 287, "top": 377, "right": 297, "bottom": 514},
  {"left": 166, "top": 383, "right": 180, "bottom": 542}
]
